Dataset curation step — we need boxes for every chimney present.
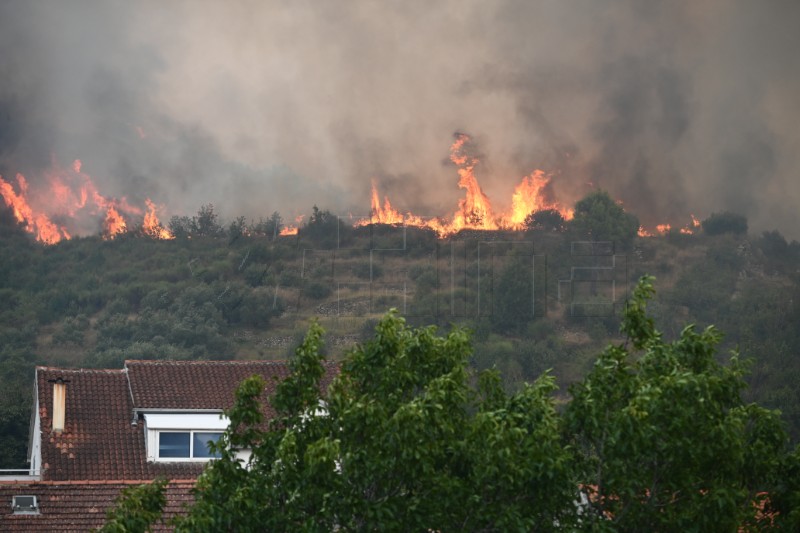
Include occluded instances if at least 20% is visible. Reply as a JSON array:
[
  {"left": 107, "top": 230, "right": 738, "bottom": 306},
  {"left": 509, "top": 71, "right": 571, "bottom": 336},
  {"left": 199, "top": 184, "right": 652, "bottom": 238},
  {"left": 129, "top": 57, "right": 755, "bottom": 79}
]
[{"left": 49, "top": 377, "right": 69, "bottom": 433}]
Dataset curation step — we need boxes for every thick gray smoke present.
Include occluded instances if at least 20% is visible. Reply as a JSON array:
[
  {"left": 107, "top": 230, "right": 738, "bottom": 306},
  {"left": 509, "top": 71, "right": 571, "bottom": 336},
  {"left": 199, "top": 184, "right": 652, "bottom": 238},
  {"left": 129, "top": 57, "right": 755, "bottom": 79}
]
[{"left": 1, "top": 0, "right": 798, "bottom": 237}]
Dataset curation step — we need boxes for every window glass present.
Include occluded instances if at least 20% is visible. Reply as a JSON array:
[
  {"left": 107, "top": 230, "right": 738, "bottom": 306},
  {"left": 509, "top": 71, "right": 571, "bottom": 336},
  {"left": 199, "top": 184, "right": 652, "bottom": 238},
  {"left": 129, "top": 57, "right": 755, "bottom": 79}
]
[
  {"left": 159, "top": 432, "right": 190, "bottom": 458},
  {"left": 193, "top": 432, "right": 223, "bottom": 458}
]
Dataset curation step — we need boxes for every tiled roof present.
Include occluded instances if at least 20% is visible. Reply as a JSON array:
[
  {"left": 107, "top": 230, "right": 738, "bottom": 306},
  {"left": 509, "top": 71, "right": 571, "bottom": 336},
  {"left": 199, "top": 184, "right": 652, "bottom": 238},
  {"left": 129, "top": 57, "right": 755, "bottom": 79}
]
[
  {"left": 125, "top": 359, "right": 339, "bottom": 410},
  {"left": 0, "top": 479, "right": 194, "bottom": 532},
  {"left": 35, "top": 360, "right": 339, "bottom": 482},
  {"left": 37, "top": 368, "right": 204, "bottom": 481}
]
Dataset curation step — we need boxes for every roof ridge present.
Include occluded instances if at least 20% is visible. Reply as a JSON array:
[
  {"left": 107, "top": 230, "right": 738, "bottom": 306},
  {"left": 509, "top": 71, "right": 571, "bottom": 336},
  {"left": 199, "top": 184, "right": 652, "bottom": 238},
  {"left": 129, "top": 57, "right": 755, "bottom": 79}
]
[
  {"left": 124, "top": 359, "right": 292, "bottom": 365},
  {"left": 0, "top": 479, "right": 197, "bottom": 486},
  {"left": 35, "top": 366, "right": 125, "bottom": 374}
]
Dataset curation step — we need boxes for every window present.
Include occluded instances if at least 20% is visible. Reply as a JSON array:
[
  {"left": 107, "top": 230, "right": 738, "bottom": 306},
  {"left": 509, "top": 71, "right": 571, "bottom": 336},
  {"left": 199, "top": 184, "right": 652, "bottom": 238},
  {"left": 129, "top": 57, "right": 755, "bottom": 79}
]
[
  {"left": 12, "top": 495, "right": 39, "bottom": 514},
  {"left": 157, "top": 431, "right": 222, "bottom": 460},
  {"left": 143, "top": 412, "right": 229, "bottom": 462}
]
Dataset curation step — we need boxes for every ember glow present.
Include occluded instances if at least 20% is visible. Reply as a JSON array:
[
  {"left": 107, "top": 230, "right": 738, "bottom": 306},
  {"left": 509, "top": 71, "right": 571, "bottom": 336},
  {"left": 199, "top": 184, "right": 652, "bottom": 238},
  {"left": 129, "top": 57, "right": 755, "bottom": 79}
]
[
  {"left": 279, "top": 215, "right": 304, "bottom": 236},
  {"left": 357, "top": 134, "right": 573, "bottom": 237},
  {"left": 0, "top": 159, "right": 173, "bottom": 243},
  {"left": 639, "top": 215, "right": 703, "bottom": 237}
]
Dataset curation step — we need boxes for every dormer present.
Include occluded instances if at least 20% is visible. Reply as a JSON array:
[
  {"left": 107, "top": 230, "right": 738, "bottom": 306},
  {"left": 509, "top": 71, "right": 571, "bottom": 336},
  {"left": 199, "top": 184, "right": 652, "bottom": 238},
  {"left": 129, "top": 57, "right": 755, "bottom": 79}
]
[{"left": 139, "top": 411, "right": 228, "bottom": 462}]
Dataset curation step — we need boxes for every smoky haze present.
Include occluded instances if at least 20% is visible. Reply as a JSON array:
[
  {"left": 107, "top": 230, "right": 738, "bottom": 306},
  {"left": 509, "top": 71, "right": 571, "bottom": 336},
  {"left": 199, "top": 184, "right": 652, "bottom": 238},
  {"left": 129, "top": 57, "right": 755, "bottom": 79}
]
[{"left": 1, "top": 0, "right": 798, "bottom": 238}]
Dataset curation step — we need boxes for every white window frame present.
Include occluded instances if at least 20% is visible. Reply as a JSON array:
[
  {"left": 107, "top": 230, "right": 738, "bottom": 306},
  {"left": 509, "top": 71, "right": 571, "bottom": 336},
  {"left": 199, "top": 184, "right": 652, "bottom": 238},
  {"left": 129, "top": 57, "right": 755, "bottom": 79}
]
[
  {"left": 143, "top": 412, "right": 228, "bottom": 462},
  {"left": 156, "top": 430, "right": 223, "bottom": 461}
]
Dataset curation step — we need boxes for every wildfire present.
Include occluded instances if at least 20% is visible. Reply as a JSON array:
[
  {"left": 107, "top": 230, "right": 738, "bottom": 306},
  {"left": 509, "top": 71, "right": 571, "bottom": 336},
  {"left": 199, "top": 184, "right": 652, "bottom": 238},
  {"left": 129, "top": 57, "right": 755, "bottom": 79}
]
[
  {"left": 0, "top": 159, "right": 173, "bottom": 244},
  {"left": 449, "top": 133, "right": 498, "bottom": 231},
  {"left": 639, "top": 215, "right": 703, "bottom": 237},
  {"left": 0, "top": 173, "right": 70, "bottom": 244},
  {"left": 356, "top": 134, "right": 572, "bottom": 237},
  {"left": 143, "top": 199, "right": 174, "bottom": 240},
  {"left": 279, "top": 215, "right": 304, "bottom": 236}
]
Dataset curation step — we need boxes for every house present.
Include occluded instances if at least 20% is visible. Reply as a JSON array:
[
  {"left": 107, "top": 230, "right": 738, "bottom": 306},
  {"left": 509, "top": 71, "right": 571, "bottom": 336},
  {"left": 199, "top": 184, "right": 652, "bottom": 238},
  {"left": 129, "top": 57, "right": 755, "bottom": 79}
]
[{"left": 0, "top": 359, "right": 338, "bottom": 531}]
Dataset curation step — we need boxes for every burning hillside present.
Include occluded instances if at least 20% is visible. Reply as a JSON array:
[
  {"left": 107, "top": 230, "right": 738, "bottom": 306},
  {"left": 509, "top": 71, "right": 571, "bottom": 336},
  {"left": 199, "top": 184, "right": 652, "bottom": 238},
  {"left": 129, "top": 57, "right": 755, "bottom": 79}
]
[
  {"left": 357, "top": 133, "right": 573, "bottom": 237},
  {"left": 0, "top": 136, "right": 704, "bottom": 244},
  {"left": 0, "top": 159, "right": 172, "bottom": 244}
]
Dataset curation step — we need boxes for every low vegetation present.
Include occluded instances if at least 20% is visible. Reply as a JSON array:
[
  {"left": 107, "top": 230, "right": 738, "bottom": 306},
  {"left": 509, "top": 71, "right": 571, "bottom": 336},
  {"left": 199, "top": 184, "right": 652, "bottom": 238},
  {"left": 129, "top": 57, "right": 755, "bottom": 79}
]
[
  {"left": 102, "top": 279, "right": 800, "bottom": 531},
  {"left": 1, "top": 195, "right": 799, "bottom": 473}
]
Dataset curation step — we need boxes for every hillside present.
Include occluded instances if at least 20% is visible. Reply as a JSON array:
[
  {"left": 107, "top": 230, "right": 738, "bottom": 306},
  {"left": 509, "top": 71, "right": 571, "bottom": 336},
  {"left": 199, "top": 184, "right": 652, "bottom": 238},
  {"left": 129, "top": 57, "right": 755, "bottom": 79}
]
[{"left": 1, "top": 204, "right": 799, "bottom": 468}]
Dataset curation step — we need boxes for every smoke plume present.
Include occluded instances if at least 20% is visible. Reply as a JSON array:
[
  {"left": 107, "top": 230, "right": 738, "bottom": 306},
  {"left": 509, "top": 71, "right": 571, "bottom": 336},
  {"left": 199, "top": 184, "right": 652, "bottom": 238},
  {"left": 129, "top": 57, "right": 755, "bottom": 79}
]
[{"left": 1, "top": 0, "right": 798, "bottom": 237}]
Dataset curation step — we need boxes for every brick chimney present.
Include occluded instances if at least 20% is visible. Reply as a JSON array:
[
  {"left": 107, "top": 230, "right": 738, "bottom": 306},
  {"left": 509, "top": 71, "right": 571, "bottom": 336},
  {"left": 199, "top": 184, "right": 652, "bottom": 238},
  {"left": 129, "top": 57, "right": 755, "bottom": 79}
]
[{"left": 49, "top": 377, "right": 69, "bottom": 433}]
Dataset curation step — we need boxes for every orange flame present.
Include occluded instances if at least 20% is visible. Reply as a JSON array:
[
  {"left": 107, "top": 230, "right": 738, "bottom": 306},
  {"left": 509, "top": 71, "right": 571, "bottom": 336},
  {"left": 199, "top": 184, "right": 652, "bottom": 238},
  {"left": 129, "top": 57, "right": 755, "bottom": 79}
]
[
  {"left": 143, "top": 199, "right": 174, "bottom": 239},
  {"left": 103, "top": 205, "right": 127, "bottom": 239},
  {"left": 449, "top": 133, "right": 497, "bottom": 232},
  {"left": 502, "top": 170, "right": 573, "bottom": 230},
  {"left": 367, "top": 180, "right": 405, "bottom": 225},
  {"left": 0, "top": 158, "right": 174, "bottom": 244},
  {"left": 640, "top": 215, "right": 704, "bottom": 237},
  {"left": 0, "top": 173, "right": 70, "bottom": 244},
  {"left": 356, "top": 134, "right": 572, "bottom": 237},
  {"left": 279, "top": 215, "right": 304, "bottom": 236}
]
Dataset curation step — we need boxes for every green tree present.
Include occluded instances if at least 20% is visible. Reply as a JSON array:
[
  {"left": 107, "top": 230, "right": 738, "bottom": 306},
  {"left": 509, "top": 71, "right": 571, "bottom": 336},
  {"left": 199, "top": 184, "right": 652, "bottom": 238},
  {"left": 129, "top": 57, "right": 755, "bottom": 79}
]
[
  {"left": 250, "top": 211, "right": 283, "bottom": 239},
  {"left": 191, "top": 204, "right": 224, "bottom": 237},
  {"left": 491, "top": 255, "right": 535, "bottom": 333},
  {"left": 525, "top": 208, "right": 566, "bottom": 232},
  {"left": 174, "top": 315, "right": 577, "bottom": 531},
  {"left": 98, "top": 478, "right": 168, "bottom": 533},
  {"left": 167, "top": 215, "right": 192, "bottom": 240},
  {"left": 300, "top": 205, "right": 348, "bottom": 246},
  {"left": 568, "top": 190, "right": 639, "bottom": 249},
  {"left": 565, "top": 275, "right": 797, "bottom": 531},
  {"left": 104, "top": 280, "right": 800, "bottom": 531},
  {"left": 702, "top": 211, "right": 748, "bottom": 236}
]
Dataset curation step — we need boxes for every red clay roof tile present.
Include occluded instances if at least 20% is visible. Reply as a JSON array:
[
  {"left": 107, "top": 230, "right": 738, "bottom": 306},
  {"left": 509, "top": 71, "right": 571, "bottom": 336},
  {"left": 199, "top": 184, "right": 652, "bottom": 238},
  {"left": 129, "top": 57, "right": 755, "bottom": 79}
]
[
  {"left": 0, "top": 480, "right": 194, "bottom": 532},
  {"left": 35, "top": 360, "right": 338, "bottom": 482}
]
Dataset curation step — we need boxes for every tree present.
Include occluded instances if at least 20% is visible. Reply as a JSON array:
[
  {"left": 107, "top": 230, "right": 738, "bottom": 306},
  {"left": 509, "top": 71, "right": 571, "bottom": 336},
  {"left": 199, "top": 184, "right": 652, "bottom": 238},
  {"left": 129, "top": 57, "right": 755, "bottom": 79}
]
[
  {"left": 702, "top": 211, "right": 748, "bottom": 236},
  {"left": 174, "top": 315, "right": 577, "bottom": 531},
  {"left": 167, "top": 215, "right": 192, "bottom": 240},
  {"left": 191, "top": 204, "right": 224, "bottom": 237},
  {"left": 106, "top": 280, "right": 800, "bottom": 531},
  {"left": 565, "top": 275, "right": 797, "bottom": 531},
  {"left": 568, "top": 190, "right": 639, "bottom": 249},
  {"left": 98, "top": 478, "right": 168, "bottom": 533},
  {"left": 250, "top": 211, "right": 283, "bottom": 239},
  {"left": 227, "top": 215, "right": 247, "bottom": 243},
  {"left": 491, "top": 255, "right": 535, "bottom": 333},
  {"left": 525, "top": 208, "right": 566, "bottom": 232},
  {"left": 300, "top": 205, "right": 347, "bottom": 246}
]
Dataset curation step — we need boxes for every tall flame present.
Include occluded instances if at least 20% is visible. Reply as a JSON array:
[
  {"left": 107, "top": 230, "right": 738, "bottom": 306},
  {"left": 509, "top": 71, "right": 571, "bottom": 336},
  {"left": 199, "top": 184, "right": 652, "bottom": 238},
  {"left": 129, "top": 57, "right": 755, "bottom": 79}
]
[
  {"left": 143, "top": 199, "right": 174, "bottom": 239},
  {"left": 356, "top": 134, "right": 572, "bottom": 237},
  {"left": 0, "top": 173, "right": 70, "bottom": 244},
  {"left": 502, "top": 170, "right": 574, "bottom": 230},
  {"left": 104, "top": 205, "right": 127, "bottom": 239},
  {"left": 449, "top": 133, "right": 498, "bottom": 232},
  {"left": 0, "top": 159, "right": 174, "bottom": 244}
]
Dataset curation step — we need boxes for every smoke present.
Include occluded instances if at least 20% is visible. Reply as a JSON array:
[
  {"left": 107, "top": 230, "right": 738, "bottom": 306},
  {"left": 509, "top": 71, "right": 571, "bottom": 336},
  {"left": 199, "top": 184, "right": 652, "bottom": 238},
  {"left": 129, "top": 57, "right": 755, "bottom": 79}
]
[{"left": 1, "top": 0, "right": 799, "bottom": 237}]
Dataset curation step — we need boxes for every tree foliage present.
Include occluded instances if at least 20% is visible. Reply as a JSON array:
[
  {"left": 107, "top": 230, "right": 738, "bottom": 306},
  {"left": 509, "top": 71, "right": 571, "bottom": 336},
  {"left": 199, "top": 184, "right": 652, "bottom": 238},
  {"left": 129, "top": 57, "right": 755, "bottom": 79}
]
[
  {"left": 107, "top": 278, "right": 800, "bottom": 531},
  {"left": 525, "top": 208, "right": 566, "bottom": 232},
  {"left": 702, "top": 211, "right": 749, "bottom": 236},
  {"left": 174, "top": 315, "right": 577, "bottom": 531},
  {"left": 98, "top": 478, "right": 168, "bottom": 533},
  {"left": 569, "top": 190, "right": 639, "bottom": 249},
  {"left": 566, "top": 275, "right": 796, "bottom": 531}
]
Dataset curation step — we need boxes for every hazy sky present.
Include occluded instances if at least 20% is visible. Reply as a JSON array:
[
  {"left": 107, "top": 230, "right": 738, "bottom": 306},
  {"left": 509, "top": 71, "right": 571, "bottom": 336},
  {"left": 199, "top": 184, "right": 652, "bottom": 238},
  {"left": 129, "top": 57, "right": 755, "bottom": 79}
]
[{"left": 1, "top": 0, "right": 798, "bottom": 237}]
